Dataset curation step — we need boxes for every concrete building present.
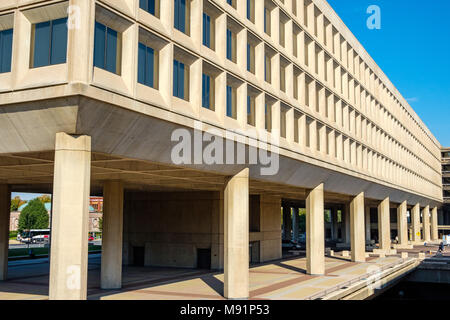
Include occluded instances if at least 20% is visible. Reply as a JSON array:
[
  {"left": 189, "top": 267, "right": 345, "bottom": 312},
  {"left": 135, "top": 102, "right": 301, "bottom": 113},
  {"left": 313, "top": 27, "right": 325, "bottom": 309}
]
[
  {"left": 439, "top": 147, "right": 450, "bottom": 237},
  {"left": 0, "top": 0, "right": 443, "bottom": 300},
  {"left": 9, "top": 198, "right": 103, "bottom": 233}
]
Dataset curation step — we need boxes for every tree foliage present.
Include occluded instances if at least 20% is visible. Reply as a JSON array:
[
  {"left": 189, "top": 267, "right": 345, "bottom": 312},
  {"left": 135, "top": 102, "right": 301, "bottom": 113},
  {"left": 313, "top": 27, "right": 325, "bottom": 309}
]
[
  {"left": 18, "top": 198, "right": 49, "bottom": 233},
  {"left": 37, "top": 195, "right": 51, "bottom": 204},
  {"left": 11, "top": 196, "right": 26, "bottom": 212}
]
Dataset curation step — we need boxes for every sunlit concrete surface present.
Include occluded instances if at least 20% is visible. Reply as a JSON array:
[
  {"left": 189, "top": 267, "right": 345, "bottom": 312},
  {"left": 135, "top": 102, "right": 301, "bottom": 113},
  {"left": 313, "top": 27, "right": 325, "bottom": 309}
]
[{"left": 0, "top": 249, "right": 435, "bottom": 300}]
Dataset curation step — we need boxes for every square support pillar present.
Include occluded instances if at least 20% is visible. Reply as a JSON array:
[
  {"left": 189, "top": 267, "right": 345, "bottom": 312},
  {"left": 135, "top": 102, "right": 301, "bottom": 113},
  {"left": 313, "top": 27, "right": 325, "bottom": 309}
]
[
  {"left": 101, "top": 181, "right": 124, "bottom": 289},
  {"left": 431, "top": 207, "right": 438, "bottom": 241},
  {"left": 224, "top": 168, "right": 249, "bottom": 299},
  {"left": 350, "top": 192, "right": 365, "bottom": 262},
  {"left": 411, "top": 204, "right": 421, "bottom": 243},
  {"left": 377, "top": 197, "right": 391, "bottom": 251},
  {"left": 0, "top": 185, "right": 10, "bottom": 281},
  {"left": 306, "top": 183, "right": 324, "bottom": 275},
  {"left": 422, "top": 205, "right": 431, "bottom": 242},
  {"left": 49, "top": 133, "right": 91, "bottom": 300},
  {"left": 397, "top": 201, "right": 408, "bottom": 246}
]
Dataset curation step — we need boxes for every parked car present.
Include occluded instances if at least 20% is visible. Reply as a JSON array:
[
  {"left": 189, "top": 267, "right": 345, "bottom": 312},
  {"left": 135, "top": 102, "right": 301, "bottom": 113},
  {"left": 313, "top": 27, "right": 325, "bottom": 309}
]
[{"left": 282, "top": 240, "right": 302, "bottom": 250}]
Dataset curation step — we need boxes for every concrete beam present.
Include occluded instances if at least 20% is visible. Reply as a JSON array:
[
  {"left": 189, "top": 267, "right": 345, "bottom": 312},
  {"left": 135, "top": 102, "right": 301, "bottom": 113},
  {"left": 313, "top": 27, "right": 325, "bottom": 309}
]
[
  {"left": 101, "top": 181, "right": 124, "bottom": 289},
  {"left": 49, "top": 133, "right": 91, "bottom": 300},
  {"left": 0, "top": 185, "right": 10, "bottom": 281},
  {"left": 224, "top": 168, "right": 249, "bottom": 299},
  {"left": 306, "top": 183, "right": 325, "bottom": 275},
  {"left": 397, "top": 201, "right": 408, "bottom": 246},
  {"left": 377, "top": 197, "right": 391, "bottom": 251},
  {"left": 350, "top": 192, "right": 365, "bottom": 262}
]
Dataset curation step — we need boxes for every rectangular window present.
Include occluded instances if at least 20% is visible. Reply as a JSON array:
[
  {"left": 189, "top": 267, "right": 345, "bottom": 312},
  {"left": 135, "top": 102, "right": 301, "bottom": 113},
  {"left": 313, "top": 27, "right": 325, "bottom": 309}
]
[
  {"left": 226, "top": 29, "right": 236, "bottom": 62},
  {"left": 138, "top": 43, "right": 157, "bottom": 88},
  {"left": 174, "top": 0, "right": 189, "bottom": 34},
  {"left": 264, "top": 7, "right": 271, "bottom": 35},
  {"left": 202, "top": 73, "right": 214, "bottom": 109},
  {"left": 265, "top": 103, "right": 272, "bottom": 132},
  {"left": 264, "top": 54, "right": 271, "bottom": 83},
  {"left": 173, "top": 59, "right": 188, "bottom": 100},
  {"left": 247, "top": 95, "right": 255, "bottom": 126},
  {"left": 94, "top": 21, "right": 119, "bottom": 74},
  {"left": 247, "top": 42, "right": 255, "bottom": 73},
  {"left": 202, "top": 13, "right": 211, "bottom": 48},
  {"left": 32, "top": 18, "right": 68, "bottom": 68},
  {"left": 227, "top": 0, "right": 236, "bottom": 8},
  {"left": 247, "top": 0, "right": 255, "bottom": 22},
  {"left": 279, "top": 21, "right": 285, "bottom": 47},
  {"left": 226, "top": 85, "right": 236, "bottom": 119},
  {"left": 280, "top": 66, "right": 286, "bottom": 92},
  {"left": 140, "top": 0, "right": 157, "bottom": 16},
  {"left": 0, "top": 29, "right": 13, "bottom": 73}
]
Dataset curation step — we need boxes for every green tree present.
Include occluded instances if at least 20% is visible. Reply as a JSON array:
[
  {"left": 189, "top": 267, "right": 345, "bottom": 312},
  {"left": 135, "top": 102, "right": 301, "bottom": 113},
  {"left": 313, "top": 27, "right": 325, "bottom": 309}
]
[
  {"left": 298, "top": 208, "right": 306, "bottom": 233},
  {"left": 10, "top": 196, "right": 26, "bottom": 212},
  {"left": 18, "top": 198, "right": 49, "bottom": 233}
]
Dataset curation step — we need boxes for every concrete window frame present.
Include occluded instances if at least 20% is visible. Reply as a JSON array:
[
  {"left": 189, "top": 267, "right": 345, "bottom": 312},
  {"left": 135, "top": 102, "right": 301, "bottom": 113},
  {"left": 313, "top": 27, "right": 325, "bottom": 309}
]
[
  {"left": 92, "top": 4, "right": 135, "bottom": 96},
  {"left": 246, "top": 84, "right": 261, "bottom": 127},
  {"left": 170, "top": 45, "right": 201, "bottom": 117},
  {"left": 279, "top": 10, "right": 289, "bottom": 48},
  {"left": 14, "top": 1, "right": 69, "bottom": 90},
  {"left": 201, "top": 60, "right": 221, "bottom": 112},
  {"left": 135, "top": 26, "right": 169, "bottom": 108}
]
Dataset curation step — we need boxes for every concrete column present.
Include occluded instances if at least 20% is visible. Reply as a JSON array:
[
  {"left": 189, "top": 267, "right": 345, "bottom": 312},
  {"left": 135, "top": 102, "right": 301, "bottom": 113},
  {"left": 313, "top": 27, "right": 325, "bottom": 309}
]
[
  {"left": 411, "top": 204, "right": 421, "bottom": 243},
  {"left": 306, "top": 184, "right": 324, "bottom": 275},
  {"left": 377, "top": 197, "right": 391, "bottom": 251},
  {"left": 101, "top": 181, "right": 124, "bottom": 289},
  {"left": 49, "top": 133, "right": 91, "bottom": 300},
  {"left": 224, "top": 168, "right": 249, "bottom": 299},
  {"left": 397, "top": 201, "right": 408, "bottom": 246},
  {"left": 0, "top": 185, "right": 10, "bottom": 281},
  {"left": 365, "top": 206, "right": 371, "bottom": 244},
  {"left": 350, "top": 193, "right": 365, "bottom": 262},
  {"left": 292, "top": 208, "right": 299, "bottom": 242},
  {"left": 431, "top": 207, "right": 438, "bottom": 241},
  {"left": 423, "top": 205, "right": 431, "bottom": 242},
  {"left": 344, "top": 203, "right": 350, "bottom": 244}
]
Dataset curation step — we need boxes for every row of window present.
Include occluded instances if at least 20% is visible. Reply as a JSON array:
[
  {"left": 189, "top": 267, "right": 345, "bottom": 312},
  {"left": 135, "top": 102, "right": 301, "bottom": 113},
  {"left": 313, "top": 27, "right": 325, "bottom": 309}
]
[
  {"left": 137, "top": 0, "right": 439, "bottom": 166},
  {"left": 0, "top": 3, "right": 439, "bottom": 194},
  {"left": 203, "top": 2, "right": 439, "bottom": 172}
]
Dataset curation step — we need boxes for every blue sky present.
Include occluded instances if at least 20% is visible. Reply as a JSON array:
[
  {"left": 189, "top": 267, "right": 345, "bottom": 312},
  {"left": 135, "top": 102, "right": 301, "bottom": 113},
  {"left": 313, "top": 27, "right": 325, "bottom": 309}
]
[
  {"left": 12, "top": 193, "right": 50, "bottom": 201},
  {"left": 327, "top": 0, "right": 450, "bottom": 146}
]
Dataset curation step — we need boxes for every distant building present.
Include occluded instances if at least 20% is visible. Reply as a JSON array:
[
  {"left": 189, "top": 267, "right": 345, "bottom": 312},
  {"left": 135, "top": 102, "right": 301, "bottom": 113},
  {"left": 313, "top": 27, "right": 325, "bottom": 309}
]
[
  {"left": 440, "top": 148, "right": 450, "bottom": 237},
  {"left": 10, "top": 197, "right": 103, "bottom": 233}
]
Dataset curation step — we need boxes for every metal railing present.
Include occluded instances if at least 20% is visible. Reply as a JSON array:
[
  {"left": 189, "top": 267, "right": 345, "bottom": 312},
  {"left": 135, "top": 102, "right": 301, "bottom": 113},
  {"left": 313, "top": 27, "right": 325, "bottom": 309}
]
[{"left": 304, "top": 258, "right": 413, "bottom": 300}]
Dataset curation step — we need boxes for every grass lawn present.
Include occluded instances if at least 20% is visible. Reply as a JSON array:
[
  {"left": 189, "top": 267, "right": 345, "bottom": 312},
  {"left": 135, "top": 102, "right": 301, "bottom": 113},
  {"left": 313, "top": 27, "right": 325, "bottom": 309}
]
[{"left": 9, "top": 245, "right": 102, "bottom": 258}]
